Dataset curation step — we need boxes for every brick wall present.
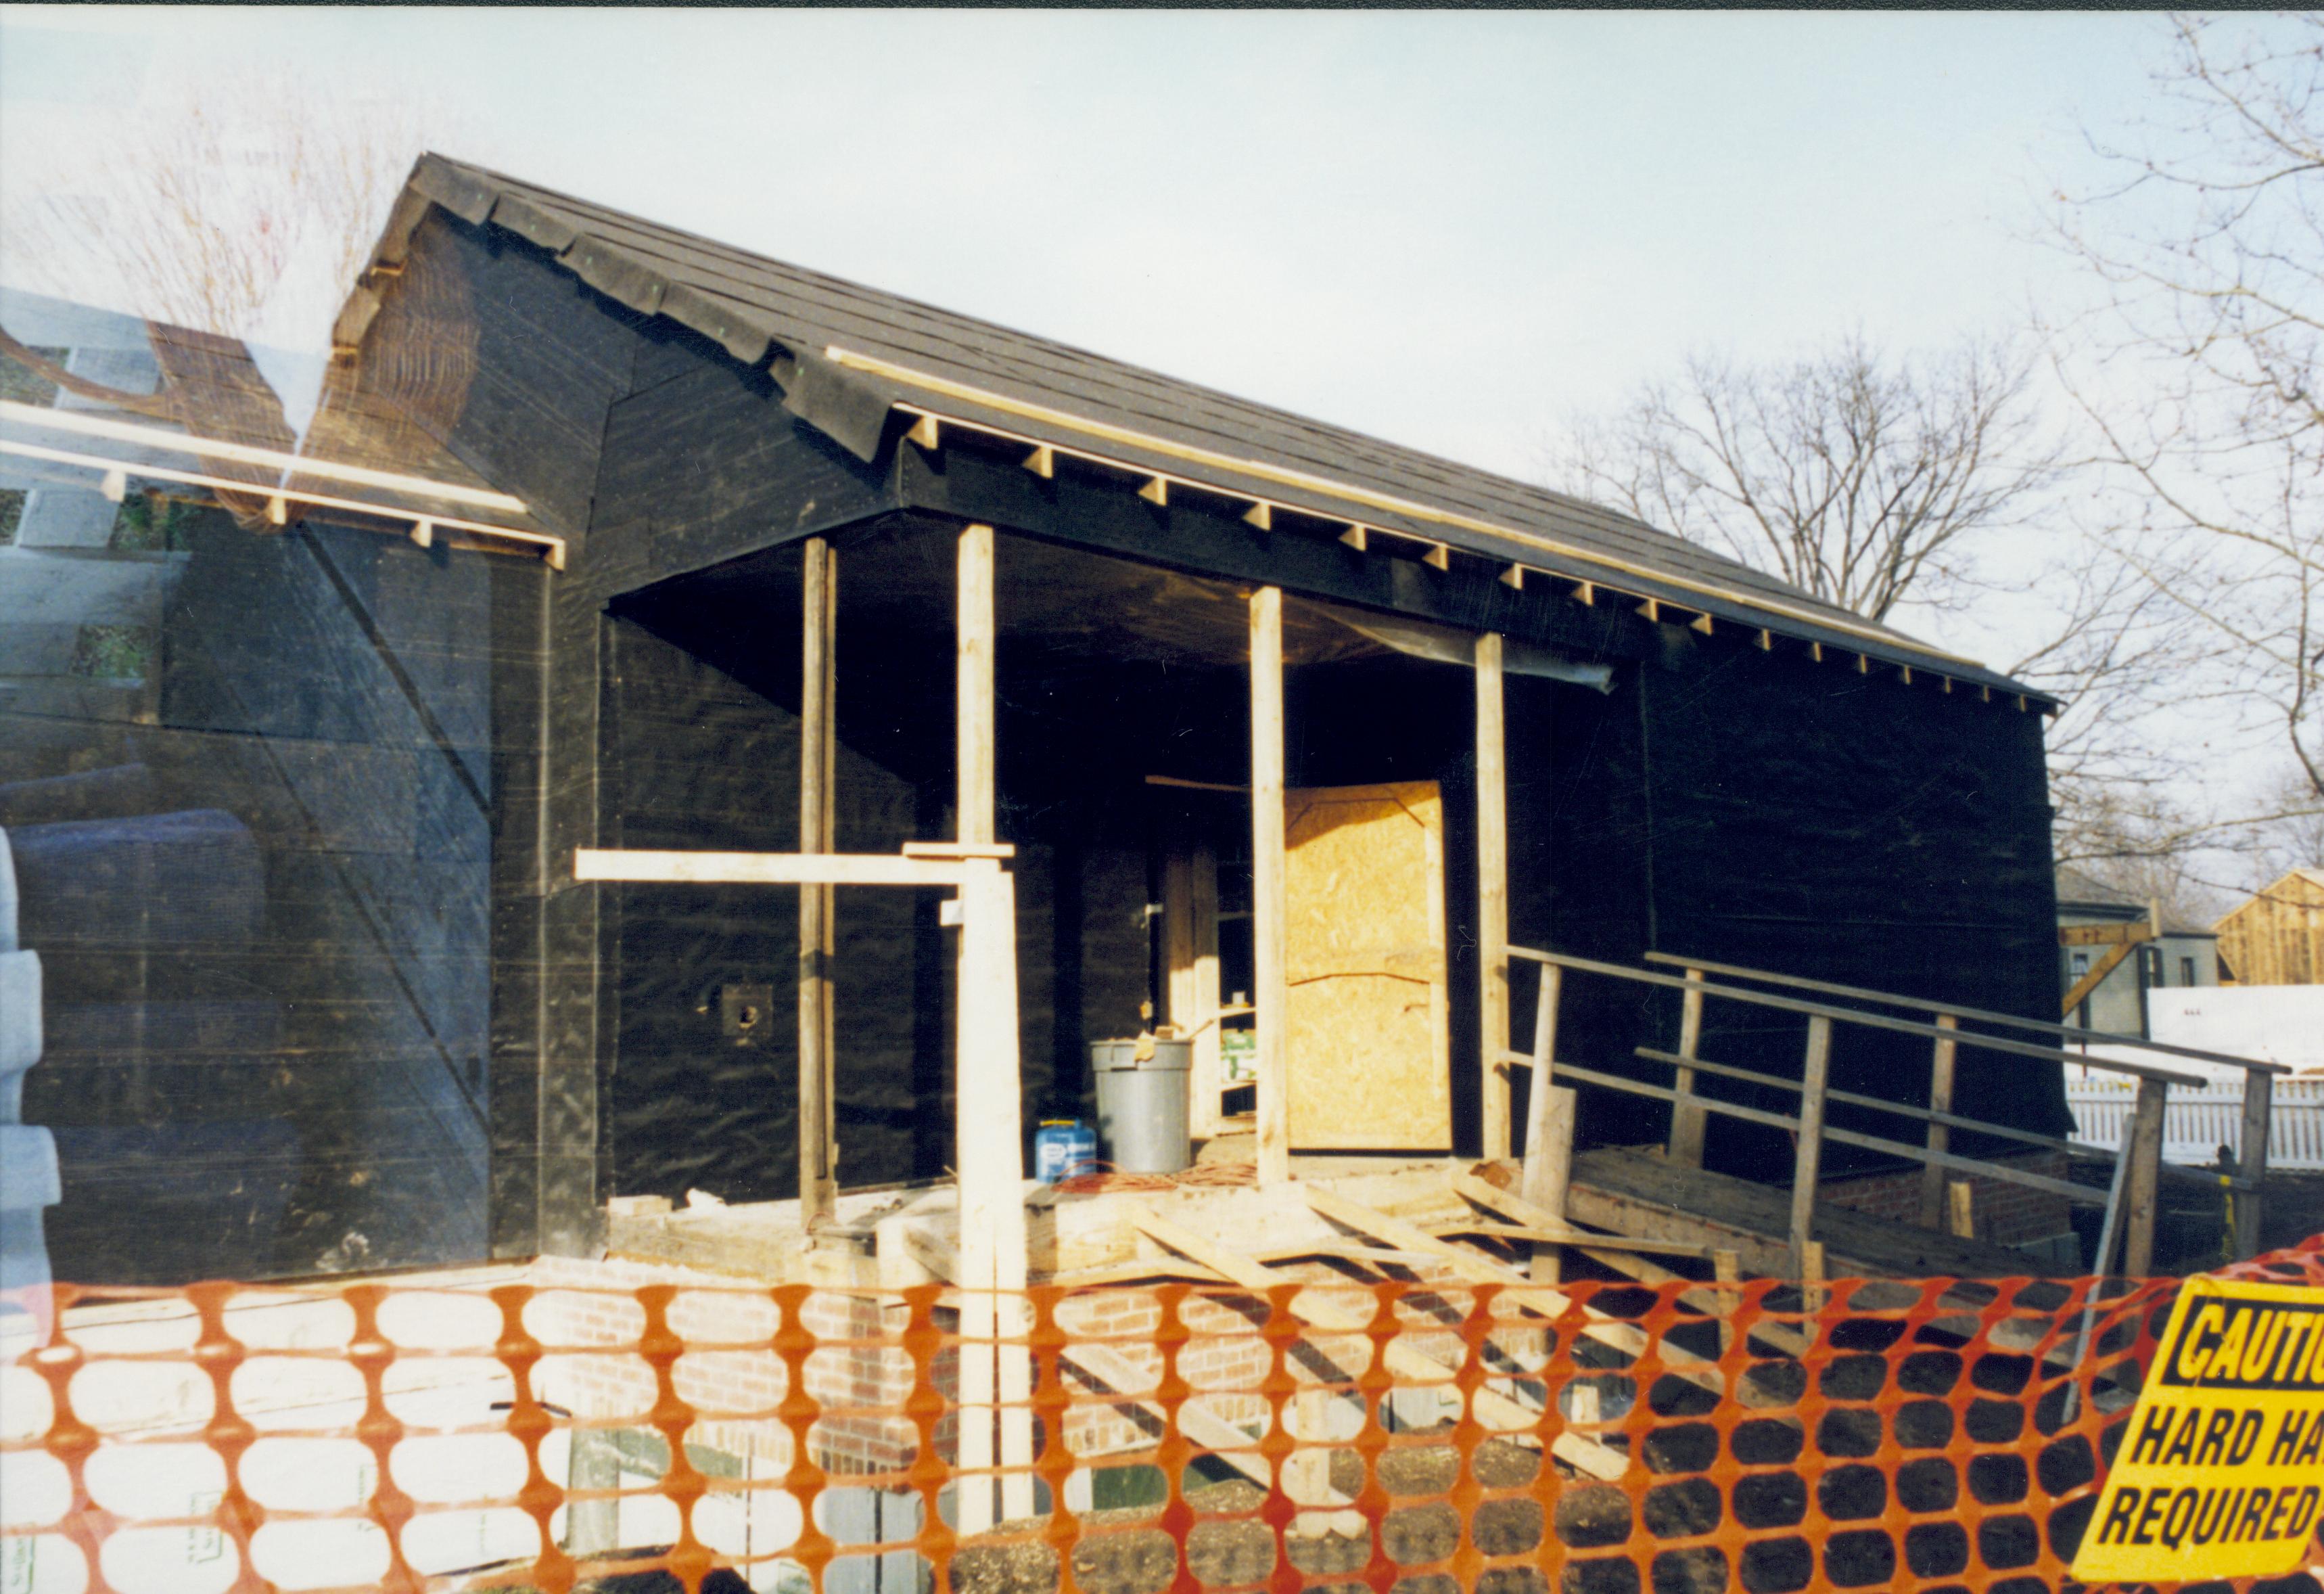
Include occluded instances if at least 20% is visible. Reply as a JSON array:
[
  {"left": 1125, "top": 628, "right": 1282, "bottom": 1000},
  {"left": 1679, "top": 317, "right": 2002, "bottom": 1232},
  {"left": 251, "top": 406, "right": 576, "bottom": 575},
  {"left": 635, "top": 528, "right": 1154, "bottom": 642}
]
[{"left": 1817, "top": 1149, "right": 2073, "bottom": 1248}]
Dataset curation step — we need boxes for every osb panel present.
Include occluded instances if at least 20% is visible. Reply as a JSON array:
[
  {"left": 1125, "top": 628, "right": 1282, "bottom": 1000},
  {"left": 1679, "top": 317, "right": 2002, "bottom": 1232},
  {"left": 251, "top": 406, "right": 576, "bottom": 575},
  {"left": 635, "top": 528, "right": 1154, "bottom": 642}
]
[{"left": 1284, "top": 781, "right": 1450, "bottom": 1149}]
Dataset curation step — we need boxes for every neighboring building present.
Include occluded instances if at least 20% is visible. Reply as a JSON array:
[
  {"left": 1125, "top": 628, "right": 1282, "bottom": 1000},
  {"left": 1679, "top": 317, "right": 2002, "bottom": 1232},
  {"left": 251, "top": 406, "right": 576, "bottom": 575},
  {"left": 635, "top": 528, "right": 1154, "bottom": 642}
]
[
  {"left": 2212, "top": 867, "right": 2324, "bottom": 986},
  {"left": 1, "top": 155, "right": 2078, "bottom": 1286},
  {"left": 2055, "top": 865, "right": 2218, "bottom": 1037}
]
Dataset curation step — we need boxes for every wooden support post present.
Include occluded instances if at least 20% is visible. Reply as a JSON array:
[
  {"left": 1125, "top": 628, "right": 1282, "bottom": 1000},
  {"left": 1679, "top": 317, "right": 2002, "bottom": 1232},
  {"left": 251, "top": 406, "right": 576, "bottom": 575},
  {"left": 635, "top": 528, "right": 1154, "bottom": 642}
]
[
  {"left": 797, "top": 537, "right": 839, "bottom": 1227},
  {"left": 2122, "top": 1076, "right": 2168, "bottom": 1277},
  {"left": 954, "top": 856, "right": 1031, "bottom": 1530},
  {"left": 958, "top": 524, "right": 997, "bottom": 847},
  {"left": 2235, "top": 1067, "right": 2271, "bottom": 1261},
  {"left": 1519, "top": 963, "right": 1573, "bottom": 1282},
  {"left": 1166, "top": 838, "right": 1224, "bottom": 1139},
  {"left": 1788, "top": 1016, "right": 1832, "bottom": 1281},
  {"left": 1527, "top": 1087, "right": 1577, "bottom": 1283},
  {"left": 1251, "top": 586, "right": 1290, "bottom": 1185},
  {"left": 953, "top": 523, "right": 1029, "bottom": 1529},
  {"left": 1666, "top": 967, "right": 1708, "bottom": 1168},
  {"left": 1519, "top": 963, "right": 1564, "bottom": 1202},
  {"left": 1917, "top": 1014, "right": 1958, "bottom": 1230},
  {"left": 1475, "top": 633, "right": 1511, "bottom": 1160}
]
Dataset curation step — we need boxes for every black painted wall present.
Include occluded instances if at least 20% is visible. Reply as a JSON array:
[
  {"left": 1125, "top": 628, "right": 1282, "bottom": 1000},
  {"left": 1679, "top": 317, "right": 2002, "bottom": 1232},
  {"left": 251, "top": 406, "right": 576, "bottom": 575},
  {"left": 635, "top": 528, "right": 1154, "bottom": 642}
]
[
  {"left": 1514, "top": 626, "right": 2066, "bottom": 1181},
  {"left": 10, "top": 513, "right": 544, "bottom": 1285}
]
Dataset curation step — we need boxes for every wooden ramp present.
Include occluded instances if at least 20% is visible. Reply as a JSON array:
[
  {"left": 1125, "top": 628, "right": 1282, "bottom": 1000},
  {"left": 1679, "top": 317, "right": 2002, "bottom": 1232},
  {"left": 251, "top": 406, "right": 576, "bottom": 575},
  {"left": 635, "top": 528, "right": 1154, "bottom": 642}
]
[{"left": 1565, "top": 1147, "right": 2068, "bottom": 1280}]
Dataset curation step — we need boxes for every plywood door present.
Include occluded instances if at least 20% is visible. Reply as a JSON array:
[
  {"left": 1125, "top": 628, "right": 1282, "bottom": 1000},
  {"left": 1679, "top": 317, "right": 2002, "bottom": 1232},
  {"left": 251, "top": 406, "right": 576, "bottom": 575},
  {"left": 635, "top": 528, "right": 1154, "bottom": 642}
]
[{"left": 1284, "top": 781, "right": 1450, "bottom": 1149}]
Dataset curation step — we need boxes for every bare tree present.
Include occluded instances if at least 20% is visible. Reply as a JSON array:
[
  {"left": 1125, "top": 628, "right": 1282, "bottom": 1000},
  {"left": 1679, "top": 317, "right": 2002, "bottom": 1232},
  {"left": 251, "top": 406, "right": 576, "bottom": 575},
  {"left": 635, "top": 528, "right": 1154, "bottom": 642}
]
[
  {"left": 0, "top": 73, "right": 448, "bottom": 344},
  {"left": 1551, "top": 332, "right": 2193, "bottom": 865},
  {"left": 2052, "top": 14, "right": 2324, "bottom": 812},
  {"left": 1554, "top": 334, "right": 2062, "bottom": 622}
]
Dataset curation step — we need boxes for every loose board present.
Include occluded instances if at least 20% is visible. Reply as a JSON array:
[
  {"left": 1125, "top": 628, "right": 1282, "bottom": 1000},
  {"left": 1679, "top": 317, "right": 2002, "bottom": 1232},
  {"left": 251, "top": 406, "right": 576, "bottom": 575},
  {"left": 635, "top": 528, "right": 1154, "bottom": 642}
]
[{"left": 1284, "top": 781, "right": 1450, "bottom": 1149}]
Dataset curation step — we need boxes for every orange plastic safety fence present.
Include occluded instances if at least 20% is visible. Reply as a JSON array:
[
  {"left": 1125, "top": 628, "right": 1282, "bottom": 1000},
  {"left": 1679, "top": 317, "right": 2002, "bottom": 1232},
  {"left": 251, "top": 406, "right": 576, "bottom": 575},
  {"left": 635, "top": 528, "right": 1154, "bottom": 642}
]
[{"left": 2, "top": 1237, "right": 2319, "bottom": 1594}]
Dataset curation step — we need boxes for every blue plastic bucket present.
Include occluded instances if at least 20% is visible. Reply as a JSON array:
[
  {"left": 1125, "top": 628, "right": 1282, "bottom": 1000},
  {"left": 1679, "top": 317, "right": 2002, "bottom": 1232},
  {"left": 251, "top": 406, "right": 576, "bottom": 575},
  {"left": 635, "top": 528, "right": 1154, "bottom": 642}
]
[{"left": 1034, "top": 1120, "right": 1097, "bottom": 1183}]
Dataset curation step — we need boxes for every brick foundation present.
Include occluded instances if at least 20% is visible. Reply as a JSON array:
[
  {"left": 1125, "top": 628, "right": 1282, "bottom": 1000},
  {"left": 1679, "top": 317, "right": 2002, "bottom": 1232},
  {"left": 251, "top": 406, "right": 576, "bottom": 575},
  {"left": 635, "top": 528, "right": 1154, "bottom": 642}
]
[{"left": 1818, "top": 1149, "right": 2074, "bottom": 1249}]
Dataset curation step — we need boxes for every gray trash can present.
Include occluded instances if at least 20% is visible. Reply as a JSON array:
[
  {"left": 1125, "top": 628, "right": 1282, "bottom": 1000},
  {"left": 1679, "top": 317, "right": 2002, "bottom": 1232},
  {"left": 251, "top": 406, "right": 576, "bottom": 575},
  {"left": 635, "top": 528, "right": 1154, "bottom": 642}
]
[{"left": 1090, "top": 1037, "right": 1191, "bottom": 1175}]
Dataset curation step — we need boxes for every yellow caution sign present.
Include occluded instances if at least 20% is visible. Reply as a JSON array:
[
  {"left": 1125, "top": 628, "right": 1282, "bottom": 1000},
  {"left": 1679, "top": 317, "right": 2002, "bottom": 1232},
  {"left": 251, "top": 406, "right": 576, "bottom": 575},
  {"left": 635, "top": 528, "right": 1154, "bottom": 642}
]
[{"left": 2073, "top": 1275, "right": 2324, "bottom": 1584}]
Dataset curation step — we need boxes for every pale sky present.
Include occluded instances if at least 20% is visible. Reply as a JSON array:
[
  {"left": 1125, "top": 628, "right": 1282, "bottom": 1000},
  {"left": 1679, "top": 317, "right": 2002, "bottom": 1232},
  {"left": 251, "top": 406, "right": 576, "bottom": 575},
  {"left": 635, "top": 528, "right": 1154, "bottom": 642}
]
[
  {"left": 1, "top": 5, "right": 2167, "bottom": 472},
  {"left": 3, "top": 7, "right": 2296, "bottom": 871}
]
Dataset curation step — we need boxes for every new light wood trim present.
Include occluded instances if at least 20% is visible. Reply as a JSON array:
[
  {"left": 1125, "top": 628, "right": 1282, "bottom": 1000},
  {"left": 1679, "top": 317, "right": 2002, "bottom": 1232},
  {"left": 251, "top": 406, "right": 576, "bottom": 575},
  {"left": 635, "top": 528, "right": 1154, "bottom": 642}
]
[
  {"left": 1475, "top": 632, "right": 1511, "bottom": 1161},
  {"left": 0, "top": 398, "right": 529, "bottom": 511},
  {"left": 574, "top": 848, "right": 971, "bottom": 888},
  {"left": 827, "top": 349, "right": 1990, "bottom": 673},
  {"left": 1251, "top": 586, "right": 1291, "bottom": 1185},
  {"left": 0, "top": 438, "right": 566, "bottom": 568}
]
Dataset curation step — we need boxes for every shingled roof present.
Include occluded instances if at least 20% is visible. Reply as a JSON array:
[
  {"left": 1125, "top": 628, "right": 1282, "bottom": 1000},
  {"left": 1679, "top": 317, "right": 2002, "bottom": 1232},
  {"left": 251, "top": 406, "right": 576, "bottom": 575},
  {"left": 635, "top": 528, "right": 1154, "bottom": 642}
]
[{"left": 345, "top": 154, "right": 2044, "bottom": 700}]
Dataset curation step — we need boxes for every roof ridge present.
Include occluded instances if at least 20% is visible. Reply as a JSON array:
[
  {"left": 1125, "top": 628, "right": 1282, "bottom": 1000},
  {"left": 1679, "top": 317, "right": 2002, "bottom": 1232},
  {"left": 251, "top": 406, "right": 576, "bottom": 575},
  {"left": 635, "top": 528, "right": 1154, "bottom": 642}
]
[{"left": 379, "top": 152, "right": 2006, "bottom": 679}]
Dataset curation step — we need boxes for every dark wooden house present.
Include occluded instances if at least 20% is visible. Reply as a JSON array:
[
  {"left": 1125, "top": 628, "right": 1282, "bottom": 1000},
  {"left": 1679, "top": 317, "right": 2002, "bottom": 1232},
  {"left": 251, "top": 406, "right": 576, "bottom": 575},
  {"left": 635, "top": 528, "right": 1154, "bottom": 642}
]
[{"left": 0, "top": 156, "right": 2070, "bottom": 1283}]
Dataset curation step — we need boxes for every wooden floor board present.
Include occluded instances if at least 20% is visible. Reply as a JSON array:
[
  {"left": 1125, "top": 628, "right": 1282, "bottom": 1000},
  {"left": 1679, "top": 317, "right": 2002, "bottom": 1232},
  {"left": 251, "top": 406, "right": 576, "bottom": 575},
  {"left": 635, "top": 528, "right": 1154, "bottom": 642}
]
[{"left": 1566, "top": 1147, "right": 2064, "bottom": 1280}]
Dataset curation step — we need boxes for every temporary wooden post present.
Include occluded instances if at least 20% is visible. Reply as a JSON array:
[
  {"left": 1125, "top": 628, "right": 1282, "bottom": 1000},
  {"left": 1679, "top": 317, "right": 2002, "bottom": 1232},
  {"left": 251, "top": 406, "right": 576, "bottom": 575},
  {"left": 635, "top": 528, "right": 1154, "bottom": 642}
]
[
  {"left": 1520, "top": 963, "right": 1573, "bottom": 1283},
  {"left": 1916, "top": 1013, "right": 1959, "bottom": 1230},
  {"left": 1527, "top": 1087, "right": 1577, "bottom": 1284},
  {"left": 958, "top": 524, "right": 997, "bottom": 847},
  {"left": 1519, "top": 964, "right": 1564, "bottom": 1199},
  {"left": 1788, "top": 1016, "right": 1832, "bottom": 1281},
  {"left": 1666, "top": 967, "right": 1708, "bottom": 1167},
  {"left": 572, "top": 842, "right": 1032, "bottom": 1524},
  {"left": 1474, "top": 633, "right": 1511, "bottom": 1160},
  {"left": 2122, "top": 1076, "right": 2168, "bottom": 1276},
  {"left": 2235, "top": 1066, "right": 2271, "bottom": 1260},
  {"left": 952, "top": 522, "right": 1029, "bottom": 1528},
  {"left": 797, "top": 537, "right": 839, "bottom": 1228},
  {"left": 955, "top": 852, "right": 1033, "bottom": 1528},
  {"left": 1251, "top": 585, "right": 1291, "bottom": 1185}
]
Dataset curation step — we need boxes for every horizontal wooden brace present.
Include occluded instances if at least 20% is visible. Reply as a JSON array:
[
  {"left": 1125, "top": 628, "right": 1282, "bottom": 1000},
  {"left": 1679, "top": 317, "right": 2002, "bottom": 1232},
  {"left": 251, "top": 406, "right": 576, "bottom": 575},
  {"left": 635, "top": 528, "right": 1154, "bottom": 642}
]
[
  {"left": 0, "top": 436, "right": 565, "bottom": 568},
  {"left": 575, "top": 847, "right": 979, "bottom": 888}
]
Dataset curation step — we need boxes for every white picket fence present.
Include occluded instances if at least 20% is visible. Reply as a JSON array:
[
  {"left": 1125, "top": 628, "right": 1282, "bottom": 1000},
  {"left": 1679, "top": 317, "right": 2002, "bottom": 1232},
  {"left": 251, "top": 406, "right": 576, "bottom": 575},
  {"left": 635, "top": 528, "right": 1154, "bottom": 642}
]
[{"left": 2067, "top": 1076, "right": 2324, "bottom": 1170}]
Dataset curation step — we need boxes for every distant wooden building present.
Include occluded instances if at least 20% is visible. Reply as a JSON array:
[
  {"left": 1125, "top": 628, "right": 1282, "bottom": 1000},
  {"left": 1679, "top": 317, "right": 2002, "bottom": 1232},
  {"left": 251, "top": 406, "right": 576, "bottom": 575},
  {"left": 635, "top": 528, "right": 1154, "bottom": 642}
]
[{"left": 2214, "top": 868, "right": 2324, "bottom": 986}]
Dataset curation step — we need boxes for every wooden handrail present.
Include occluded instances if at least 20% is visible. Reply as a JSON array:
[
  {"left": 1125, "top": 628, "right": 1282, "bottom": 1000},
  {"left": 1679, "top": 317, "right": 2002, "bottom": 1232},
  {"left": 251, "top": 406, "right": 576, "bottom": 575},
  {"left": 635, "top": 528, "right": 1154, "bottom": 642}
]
[
  {"left": 1511, "top": 947, "right": 2208, "bottom": 1088},
  {"left": 1640, "top": 950, "right": 2290, "bottom": 1077},
  {"left": 1517, "top": 948, "right": 2179, "bottom": 1273}
]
